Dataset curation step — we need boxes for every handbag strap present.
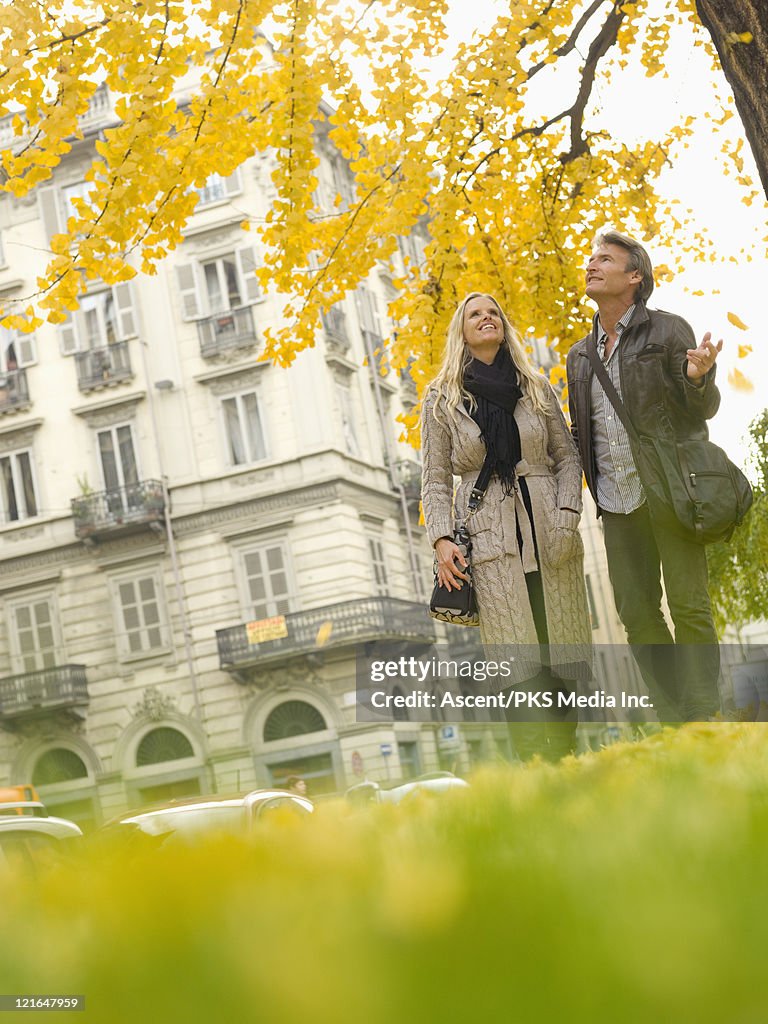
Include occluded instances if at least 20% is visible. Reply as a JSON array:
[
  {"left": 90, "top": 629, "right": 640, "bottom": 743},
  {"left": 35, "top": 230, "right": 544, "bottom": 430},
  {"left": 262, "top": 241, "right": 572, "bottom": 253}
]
[
  {"left": 465, "top": 450, "right": 496, "bottom": 520},
  {"left": 584, "top": 333, "right": 640, "bottom": 444}
]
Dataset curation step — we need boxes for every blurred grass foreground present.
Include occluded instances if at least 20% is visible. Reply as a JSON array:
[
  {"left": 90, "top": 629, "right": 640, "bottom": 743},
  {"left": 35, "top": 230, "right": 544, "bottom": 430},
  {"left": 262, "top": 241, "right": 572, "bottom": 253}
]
[{"left": 2, "top": 723, "right": 767, "bottom": 1024}]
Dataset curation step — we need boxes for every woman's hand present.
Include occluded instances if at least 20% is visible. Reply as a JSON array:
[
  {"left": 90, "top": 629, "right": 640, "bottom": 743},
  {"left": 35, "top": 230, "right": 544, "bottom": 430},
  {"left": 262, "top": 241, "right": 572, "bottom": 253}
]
[{"left": 434, "top": 537, "right": 470, "bottom": 591}]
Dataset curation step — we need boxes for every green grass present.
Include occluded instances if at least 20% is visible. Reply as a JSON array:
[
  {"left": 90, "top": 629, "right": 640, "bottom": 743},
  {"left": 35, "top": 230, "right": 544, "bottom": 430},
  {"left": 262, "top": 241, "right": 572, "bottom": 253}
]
[{"left": 2, "top": 724, "right": 767, "bottom": 1023}]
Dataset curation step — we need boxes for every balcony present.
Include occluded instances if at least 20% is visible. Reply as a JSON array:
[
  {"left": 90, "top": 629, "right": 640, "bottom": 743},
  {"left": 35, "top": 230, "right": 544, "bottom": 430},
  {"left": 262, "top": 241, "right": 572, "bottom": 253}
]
[
  {"left": 0, "top": 369, "right": 31, "bottom": 415},
  {"left": 217, "top": 597, "right": 436, "bottom": 675},
  {"left": 399, "top": 361, "right": 419, "bottom": 404},
  {"left": 74, "top": 342, "right": 133, "bottom": 392},
  {"left": 0, "top": 665, "right": 88, "bottom": 727},
  {"left": 322, "top": 307, "right": 350, "bottom": 356},
  {"left": 394, "top": 458, "right": 422, "bottom": 505},
  {"left": 0, "top": 86, "right": 112, "bottom": 150},
  {"left": 198, "top": 307, "right": 257, "bottom": 358},
  {"left": 71, "top": 479, "right": 165, "bottom": 542}
]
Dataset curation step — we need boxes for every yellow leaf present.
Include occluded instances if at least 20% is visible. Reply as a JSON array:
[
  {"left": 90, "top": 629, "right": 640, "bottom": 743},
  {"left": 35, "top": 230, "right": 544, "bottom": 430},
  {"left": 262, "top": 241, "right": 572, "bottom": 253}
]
[
  {"left": 728, "top": 367, "right": 753, "bottom": 392},
  {"left": 727, "top": 311, "right": 749, "bottom": 331},
  {"left": 737, "top": 344, "right": 752, "bottom": 358},
  {"left": 315, "top": 621, "right": 333, "bottom": 647}
]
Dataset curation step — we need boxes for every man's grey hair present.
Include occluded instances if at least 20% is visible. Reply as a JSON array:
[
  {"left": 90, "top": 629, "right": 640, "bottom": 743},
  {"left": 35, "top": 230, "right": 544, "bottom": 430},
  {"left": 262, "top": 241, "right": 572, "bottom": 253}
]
[{"left": 593, "top": 229, "right": 655, "bottom": 301}]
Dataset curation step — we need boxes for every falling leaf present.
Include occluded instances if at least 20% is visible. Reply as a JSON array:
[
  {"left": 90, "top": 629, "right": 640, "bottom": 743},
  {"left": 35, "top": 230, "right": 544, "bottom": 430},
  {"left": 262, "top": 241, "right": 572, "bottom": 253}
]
[
  {"left": 727, "top": 312, "right": 749, "bottom": 331},
  {"left": 728, "top": 367, "right": 753, "bottom": 392},
  {"left": 737, "top": 345, "right": 752, "bottom": 358},
  {"left": 315, "top": 621, "right": 334, "bottom": 647}
]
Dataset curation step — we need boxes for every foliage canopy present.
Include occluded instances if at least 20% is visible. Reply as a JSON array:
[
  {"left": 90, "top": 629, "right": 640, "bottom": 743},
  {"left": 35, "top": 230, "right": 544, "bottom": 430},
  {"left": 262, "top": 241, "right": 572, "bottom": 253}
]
[{"left": 0, "top": 0, "right": 764, "bottom": 415}]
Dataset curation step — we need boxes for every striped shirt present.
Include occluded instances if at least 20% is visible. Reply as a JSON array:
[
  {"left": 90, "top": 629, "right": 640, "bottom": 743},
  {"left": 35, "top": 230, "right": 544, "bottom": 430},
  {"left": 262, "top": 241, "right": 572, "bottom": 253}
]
[{"left": 590, "top": 304, "right": 645, "bottom": 514}]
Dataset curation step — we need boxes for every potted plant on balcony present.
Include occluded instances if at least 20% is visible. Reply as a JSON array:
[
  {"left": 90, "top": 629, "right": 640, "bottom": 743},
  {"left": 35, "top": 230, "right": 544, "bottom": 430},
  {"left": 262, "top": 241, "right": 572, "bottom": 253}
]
[
  {"left": 71, "top": 475, "right": 96, "bottom": 539},
  {"left": 144, "top": 481, "right": 165, "bottom": 519}
]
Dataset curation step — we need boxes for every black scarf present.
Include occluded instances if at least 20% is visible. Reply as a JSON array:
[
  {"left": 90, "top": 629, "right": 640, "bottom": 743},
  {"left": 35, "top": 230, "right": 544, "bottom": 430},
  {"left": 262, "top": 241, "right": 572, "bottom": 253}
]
[{"left": 464, "top": 345, "right": 523, "bottom": 495}]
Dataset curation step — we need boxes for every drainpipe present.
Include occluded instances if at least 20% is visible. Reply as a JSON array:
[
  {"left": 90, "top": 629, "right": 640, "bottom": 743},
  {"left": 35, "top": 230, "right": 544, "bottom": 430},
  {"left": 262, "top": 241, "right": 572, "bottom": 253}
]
[
  {"left": 139, "top": 340, "right": 204, "bottom": 723},
  {"left": 360, "top": 330, "right": 425, "bottom": 602}
]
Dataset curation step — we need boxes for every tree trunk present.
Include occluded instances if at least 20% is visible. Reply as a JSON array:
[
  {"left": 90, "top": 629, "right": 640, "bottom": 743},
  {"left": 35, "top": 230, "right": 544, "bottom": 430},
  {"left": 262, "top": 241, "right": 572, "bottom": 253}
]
[{"left": 695, "top": 0, "right": 768, "bottom": 198}]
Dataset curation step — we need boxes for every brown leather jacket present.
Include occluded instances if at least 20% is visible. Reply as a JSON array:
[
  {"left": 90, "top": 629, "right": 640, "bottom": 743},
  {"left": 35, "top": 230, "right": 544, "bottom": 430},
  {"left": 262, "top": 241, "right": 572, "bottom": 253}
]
[{"left": 565, "top": 300, "right": 721, "bottom": 509}]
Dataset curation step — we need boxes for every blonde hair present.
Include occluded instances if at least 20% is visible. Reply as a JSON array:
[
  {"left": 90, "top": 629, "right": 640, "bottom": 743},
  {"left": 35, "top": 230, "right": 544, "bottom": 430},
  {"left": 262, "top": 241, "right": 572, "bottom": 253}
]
[{"left": 427, "top": 293, "right": 551, "bottom": 422}]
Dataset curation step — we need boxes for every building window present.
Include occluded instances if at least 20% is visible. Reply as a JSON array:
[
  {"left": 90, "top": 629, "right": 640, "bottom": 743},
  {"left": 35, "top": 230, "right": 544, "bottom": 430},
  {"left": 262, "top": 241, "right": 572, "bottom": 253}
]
[
  {"left": 58, "top": 284, "right": 136, "bottom": 355},
  {"left": 0, "top": 327, "right": 36, "bottom": 369},
  {"left": 585, "top": 574, "right": 600, "bottom": 630},
  {"left": 263, "top": 700, "right": 327, "bottom": 742},
  {"left": 397, "top": 741, "right": 420, "bottom": 778},
  {"left": 239, "top": 542, "right": 292, "bottom": 619},
  {"left": 355, "top": 286, "right": 381, "bottom": 338},
  {"left": 174, "top": 246, "right": 261, "bottom": 321},
  {"left": 203, "top": 254, "right": 245, "bottom": 314},
  {"left": 136, "top": 727, "right": 195, "bottom": 767},
  {"left": 32, "top": 749, "right": 88, "bottom": 786},
  {"left": 0, "top": 449, "right": 38, "bottom": 522},
  {"left": 95, "top": 423, "right": 146, "bottom": 514},
  {"left": 113, "top": 572, "right": 167, "bottom": 656},
  {"left": 336, "top": 382, "right": 361, "bottom": 457},
  {"left": 194, "top": 169, "right": 242, "bottom": 208},
  {"left": 60, "top": 181, "right": 93, "bottom": 225},
  {"left": 7, "top": 595, "right": 59, "bottom": 673},
  {"left": 367, "top": 535, "right": 389, "bottom": 596},
  {"left": 222, "top": 390, "right": 267, "bottom": 465}
]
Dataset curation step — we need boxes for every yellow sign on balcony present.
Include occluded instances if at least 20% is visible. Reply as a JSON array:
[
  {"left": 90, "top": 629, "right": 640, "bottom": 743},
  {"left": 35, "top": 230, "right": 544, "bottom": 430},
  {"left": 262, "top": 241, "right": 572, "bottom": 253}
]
[{"left": 246, "top": 616, "right": 288, "bottom": 645}]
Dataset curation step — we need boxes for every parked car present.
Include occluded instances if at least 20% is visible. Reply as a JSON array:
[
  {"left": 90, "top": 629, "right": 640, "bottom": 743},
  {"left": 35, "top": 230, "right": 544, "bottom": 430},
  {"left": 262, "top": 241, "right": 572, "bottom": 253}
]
[
  {"left": 0, "top": 802, "right": 83, "bottom": 874},
  {"left": 96, "top": 789, "right": 314, "bottom": 850},
  {"left": 345, "top": 771, "right": 469, "bottom": 807}
]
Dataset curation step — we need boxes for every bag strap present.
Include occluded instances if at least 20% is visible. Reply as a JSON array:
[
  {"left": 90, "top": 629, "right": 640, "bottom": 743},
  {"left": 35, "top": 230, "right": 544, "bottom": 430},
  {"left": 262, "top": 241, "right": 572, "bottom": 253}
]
[
  {"left": 585, "top": 333, "right": 640, "bottom": 444},
  {"left": 465, "top": 450, "right": 496, "bottom": 519}
]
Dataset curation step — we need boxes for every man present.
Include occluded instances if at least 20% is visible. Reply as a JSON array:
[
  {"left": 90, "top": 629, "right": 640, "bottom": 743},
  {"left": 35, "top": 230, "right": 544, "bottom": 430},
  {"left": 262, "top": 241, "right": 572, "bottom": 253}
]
[
  {"left": 566, "top": 229, "right": 722, "bottom": 721},
  {"left": 285, "top": 775, "right": 308, "bottom": 796}
]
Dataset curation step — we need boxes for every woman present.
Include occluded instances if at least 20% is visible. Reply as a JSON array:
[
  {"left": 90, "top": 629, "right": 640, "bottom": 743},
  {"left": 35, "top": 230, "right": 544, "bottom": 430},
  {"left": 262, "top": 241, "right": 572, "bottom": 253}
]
[{"left": 421, "top": 293, "right": 592, "bottom": 759}]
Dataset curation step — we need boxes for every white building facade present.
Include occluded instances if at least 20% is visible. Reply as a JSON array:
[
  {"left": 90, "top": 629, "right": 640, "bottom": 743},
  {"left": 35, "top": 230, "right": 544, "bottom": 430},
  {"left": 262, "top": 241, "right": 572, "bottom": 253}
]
[{"left": 0, "top": 89, "right": 521, "bottom": 828}]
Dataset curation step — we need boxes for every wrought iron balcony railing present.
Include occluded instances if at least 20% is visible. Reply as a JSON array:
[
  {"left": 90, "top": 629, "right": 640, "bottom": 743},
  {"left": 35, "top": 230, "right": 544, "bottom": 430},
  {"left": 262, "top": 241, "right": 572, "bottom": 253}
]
[
  {"left": 322, "top": 307, "right": 350, "bottom": 355},
  {"left": 0, "top": 664, "right": 88, "bottom": 722},
  {"left": 0, "top": 369, "right": 30, "bottom": 415},
  {"left": 71, "top": 478, "right": 165, "bottom": 540},
  {"left": 217, "top": 597, "right": 436, "bottom": 672},
  {"left": 395, "top": 459, "right": 422, "bottom": 503},
  {"left": 198, "top": 306, "right": 257, "bottom": 357},
  {"left": 74, "top": 341, "right": 133, "bottom": 391}
]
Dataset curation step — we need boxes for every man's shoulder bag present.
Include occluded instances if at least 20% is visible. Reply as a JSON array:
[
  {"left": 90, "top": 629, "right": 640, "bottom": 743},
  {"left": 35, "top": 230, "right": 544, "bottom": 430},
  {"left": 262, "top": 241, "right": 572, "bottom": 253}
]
[{"left": 585, "top": 338, "right": 753, "bottom": 544}]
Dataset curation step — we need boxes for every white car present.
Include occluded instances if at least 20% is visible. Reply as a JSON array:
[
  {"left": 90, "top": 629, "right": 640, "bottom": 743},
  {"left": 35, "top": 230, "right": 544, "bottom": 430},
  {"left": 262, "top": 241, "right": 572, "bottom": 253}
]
[
  {"left": 0, "top": 802, "right": 83, "bottom": 873},
  {"left": 97, "top": 789, "right": 314, "bottom": 849},
  {"left": 346, "top": 772, "right": 469, "bottom": 806}
]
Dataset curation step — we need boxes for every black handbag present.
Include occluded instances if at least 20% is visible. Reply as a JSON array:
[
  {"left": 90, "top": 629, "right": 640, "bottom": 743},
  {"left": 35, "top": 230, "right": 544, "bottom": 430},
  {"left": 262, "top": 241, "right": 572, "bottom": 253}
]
[
  {"left": 428, "top": 453, "right": 494, "bottom": 627},
  {"left": 429, "top": 521, "right": 479, "bottom": 626},
  {"left": 586, "top": 339, "right": 753, "bottom": 544}
]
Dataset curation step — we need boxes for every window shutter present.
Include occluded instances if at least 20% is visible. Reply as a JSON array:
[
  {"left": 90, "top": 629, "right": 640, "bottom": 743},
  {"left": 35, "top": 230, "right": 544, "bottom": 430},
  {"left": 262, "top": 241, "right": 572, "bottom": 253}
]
[
  {"left": 15, "top": 333, "right": 37, "bottom": 367},
  {"left": 113, "top": 283, "right": 136, "bottom": 339},
  {"left": 224, "top": 168, "right": 243, "bottom": 197},
  {"left": 355, "top": 287, "right": 379, "bottom": 334},
  {"left": 37, "top": 186, "right": 62, "bottom": 240},
  {"left": 237, "top": 247, "right": 262, "bottom": 304},
  {"left": 175, "top": 263, "right": 202, "bottom": 320},
  {"left": 58, "top": 313, "right": 81, "bottom": 355}
]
